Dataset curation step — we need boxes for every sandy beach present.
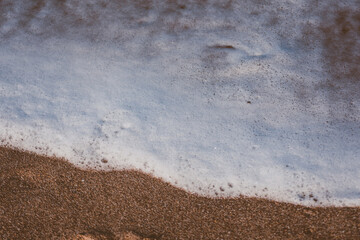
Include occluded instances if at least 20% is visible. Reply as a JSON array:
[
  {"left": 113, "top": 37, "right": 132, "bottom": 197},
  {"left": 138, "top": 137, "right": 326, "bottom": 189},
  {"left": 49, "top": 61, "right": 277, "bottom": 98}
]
[
  {"left": 1, "top": 0, "right": 360, "bottom": 239},
  {"left": 0, "top": 146, "right": 359, "bottom": 239}
]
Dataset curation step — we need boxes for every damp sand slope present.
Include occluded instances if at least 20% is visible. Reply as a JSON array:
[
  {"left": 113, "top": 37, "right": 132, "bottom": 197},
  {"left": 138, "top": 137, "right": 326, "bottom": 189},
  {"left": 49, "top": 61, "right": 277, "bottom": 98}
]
[{"left": 0, "top": 147, "right": 359, "bottom": 239}]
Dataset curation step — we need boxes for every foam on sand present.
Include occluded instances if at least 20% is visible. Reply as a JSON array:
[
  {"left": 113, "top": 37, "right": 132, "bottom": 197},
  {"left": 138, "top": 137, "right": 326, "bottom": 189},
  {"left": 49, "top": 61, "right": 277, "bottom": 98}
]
[{"left": 0, "top": 0, "right": 359, "bottom": 206}]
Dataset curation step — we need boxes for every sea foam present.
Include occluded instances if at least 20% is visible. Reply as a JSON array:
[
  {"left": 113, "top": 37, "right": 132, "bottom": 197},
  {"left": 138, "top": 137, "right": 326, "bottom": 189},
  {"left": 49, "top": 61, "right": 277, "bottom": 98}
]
[{"left": 0, "top": 0, "right": 359, "bottom": 206}]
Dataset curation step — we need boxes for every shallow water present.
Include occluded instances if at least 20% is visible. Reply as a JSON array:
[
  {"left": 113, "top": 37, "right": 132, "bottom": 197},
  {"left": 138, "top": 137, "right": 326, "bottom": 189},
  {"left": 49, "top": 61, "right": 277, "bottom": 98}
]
[{"left": 0, "top": 0, "right": 359, "bottom": 206}]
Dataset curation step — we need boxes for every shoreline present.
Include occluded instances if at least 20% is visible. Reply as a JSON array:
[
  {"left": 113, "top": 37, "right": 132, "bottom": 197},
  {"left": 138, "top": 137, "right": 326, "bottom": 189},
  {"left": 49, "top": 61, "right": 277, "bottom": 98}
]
[{"left": 1, "top": 146, "right": 359, "bottom": 239}]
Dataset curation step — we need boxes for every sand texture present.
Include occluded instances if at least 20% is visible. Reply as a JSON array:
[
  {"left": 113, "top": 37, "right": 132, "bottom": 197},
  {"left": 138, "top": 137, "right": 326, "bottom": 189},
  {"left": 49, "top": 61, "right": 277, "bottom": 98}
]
[{"left": 0, "top": 147, "right": 359, "bottom": 239}]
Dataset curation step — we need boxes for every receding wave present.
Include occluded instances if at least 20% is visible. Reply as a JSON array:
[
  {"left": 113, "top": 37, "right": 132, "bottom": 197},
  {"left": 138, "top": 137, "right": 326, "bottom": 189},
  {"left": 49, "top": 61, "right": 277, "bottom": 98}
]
[{"left": 0, "top": 0, "right": 359, "bottom": 206}]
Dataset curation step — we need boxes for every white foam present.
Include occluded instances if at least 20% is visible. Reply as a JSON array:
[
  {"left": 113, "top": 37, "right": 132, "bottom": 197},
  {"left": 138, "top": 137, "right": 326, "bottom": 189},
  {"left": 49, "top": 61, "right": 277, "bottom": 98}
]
[{"left": 0, "top": 0, "right": 359, "bottom": 206}]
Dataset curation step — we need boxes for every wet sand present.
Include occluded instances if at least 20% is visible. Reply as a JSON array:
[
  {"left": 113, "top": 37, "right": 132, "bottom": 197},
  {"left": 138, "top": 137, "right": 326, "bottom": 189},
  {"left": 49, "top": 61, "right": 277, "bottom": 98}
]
[{"left": 0, "top": 146, "right": 359, "bottom": 239}]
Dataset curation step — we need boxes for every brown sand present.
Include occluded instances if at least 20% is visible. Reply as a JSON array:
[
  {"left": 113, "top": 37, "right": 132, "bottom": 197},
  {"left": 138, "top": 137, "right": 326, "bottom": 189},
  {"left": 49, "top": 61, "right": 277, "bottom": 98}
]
[{"left": 0, "top": 147, "right": 359, "bottom": 239}]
